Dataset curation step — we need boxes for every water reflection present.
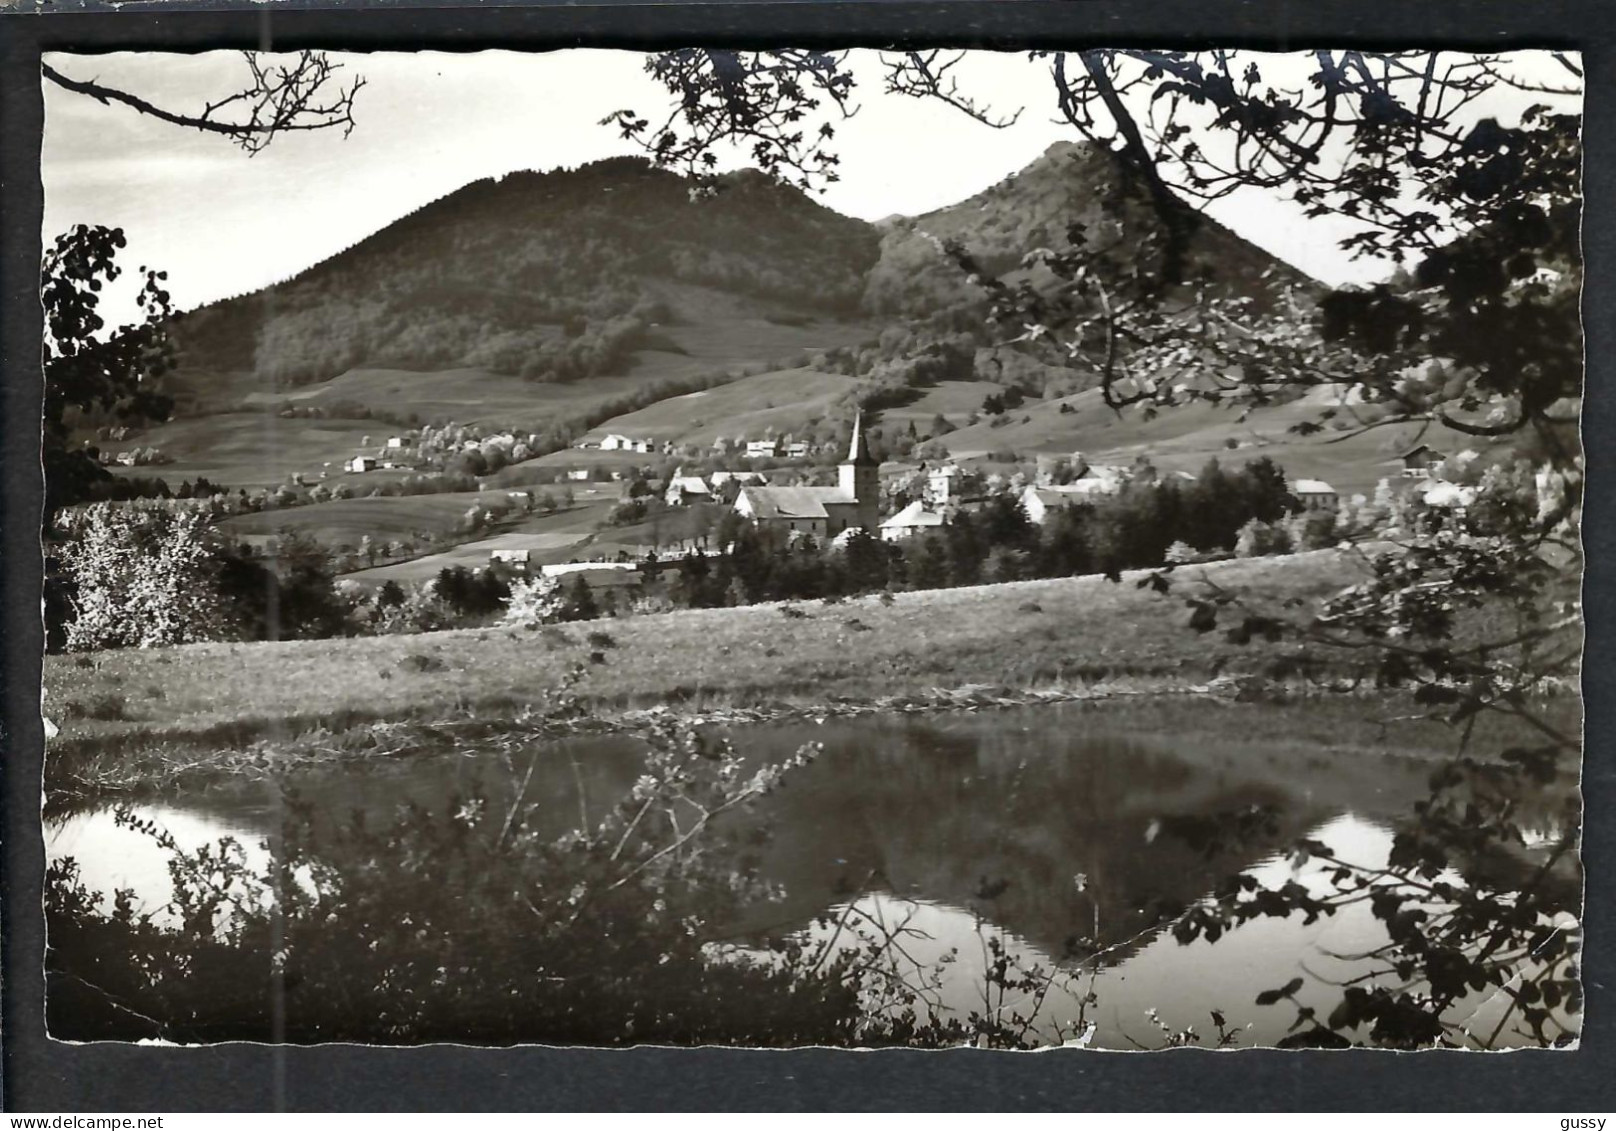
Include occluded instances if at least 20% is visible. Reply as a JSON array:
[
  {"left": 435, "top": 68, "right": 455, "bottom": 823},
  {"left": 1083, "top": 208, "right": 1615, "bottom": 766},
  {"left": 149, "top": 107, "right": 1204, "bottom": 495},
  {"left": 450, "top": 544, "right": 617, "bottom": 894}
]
[{"left": 43, "top": 702, "right": 1567, "bottom": 1047}]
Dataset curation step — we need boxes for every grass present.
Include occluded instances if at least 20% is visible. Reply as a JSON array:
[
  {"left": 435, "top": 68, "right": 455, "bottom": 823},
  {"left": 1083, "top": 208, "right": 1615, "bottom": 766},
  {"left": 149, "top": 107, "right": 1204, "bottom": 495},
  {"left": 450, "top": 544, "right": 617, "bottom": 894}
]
[
  {"left": 43, "top": 546, "right": 1581, "bottom": 800},
  {"left": 577, "top": 367, "right": 862, "bottom": 447},
  {"left": 48, "top": 549, "right": 1369, "bottom": 751},
  {"left": 217, "top": 492, "right": 498, "bottom": 547},
  {"left": 877, "top": 380, "right": 1007, "bottom": 428},
  {"left": 105, "top": 413, "right": 388, "bottom": 490},
  {"left": 242, "top": 366, "right": 661, "bottom": 433},
  {"left": 939, "top": 385, "right": 1515, "bottom": 498}
]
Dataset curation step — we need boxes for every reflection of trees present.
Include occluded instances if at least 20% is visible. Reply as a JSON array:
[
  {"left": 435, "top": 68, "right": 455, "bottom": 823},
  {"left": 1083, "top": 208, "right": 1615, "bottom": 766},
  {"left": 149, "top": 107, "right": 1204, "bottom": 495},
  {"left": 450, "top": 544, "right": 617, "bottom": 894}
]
[{"left": 731, "top": 712, "right": 1357, "bottom": 961}]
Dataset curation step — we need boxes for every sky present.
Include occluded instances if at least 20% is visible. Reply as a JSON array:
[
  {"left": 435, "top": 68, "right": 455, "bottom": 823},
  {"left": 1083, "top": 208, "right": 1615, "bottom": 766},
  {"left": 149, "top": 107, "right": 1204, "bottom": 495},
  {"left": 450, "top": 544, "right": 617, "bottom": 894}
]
[{"left": 42, "top": 49, "right": 1581, "bottom": 321}]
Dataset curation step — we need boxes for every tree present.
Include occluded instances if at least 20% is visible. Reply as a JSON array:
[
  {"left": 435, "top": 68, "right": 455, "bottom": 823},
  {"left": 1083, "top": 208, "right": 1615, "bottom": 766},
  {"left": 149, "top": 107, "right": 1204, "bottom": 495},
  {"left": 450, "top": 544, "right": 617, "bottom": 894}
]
[
  {"left": 57, "top": 504, "right": 223, "bottom": 650},
  {"left": 503, "top": 574, "right": 567, "bottom": 628},
  {"left": 41, "top": 225, "right": 177, "bottom": 526},
  {"left": 44, "top": 52, "right": 364, "bottom": 156}
]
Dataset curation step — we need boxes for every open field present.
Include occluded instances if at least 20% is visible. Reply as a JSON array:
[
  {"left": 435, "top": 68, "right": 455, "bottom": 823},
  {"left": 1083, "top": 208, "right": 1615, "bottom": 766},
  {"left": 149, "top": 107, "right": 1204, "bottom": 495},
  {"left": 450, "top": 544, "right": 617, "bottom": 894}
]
[
  {"left": 938, "top": 386, "right": 1511, "bottom": 498},
  {"left": 577, "top": 367, "right": 862, "bottom": 447},
  {"left": 48, "top": 549, "right": 1377, "bottom": 753},
  {"left": 217, "top": 492, "right": 497, "bottom": 548},
  {"left": 217, "top": 483, "right": 623, "bottom": 553},
  {"left": 242, "top": 366, "right": 663, "bottom": 433},
  {"left": 105, "top": 413, "right": 390, "bottom": 490},
  {"left": 877, "top": 380, "right": 1007, "bottom": 429}
]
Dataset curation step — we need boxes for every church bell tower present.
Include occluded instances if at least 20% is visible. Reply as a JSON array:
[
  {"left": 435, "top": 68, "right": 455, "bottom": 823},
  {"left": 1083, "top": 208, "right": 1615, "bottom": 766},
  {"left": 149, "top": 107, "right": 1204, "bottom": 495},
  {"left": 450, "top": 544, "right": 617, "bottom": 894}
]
[{"left": 838, "top": 410, "right": 880, "bottom": 532}]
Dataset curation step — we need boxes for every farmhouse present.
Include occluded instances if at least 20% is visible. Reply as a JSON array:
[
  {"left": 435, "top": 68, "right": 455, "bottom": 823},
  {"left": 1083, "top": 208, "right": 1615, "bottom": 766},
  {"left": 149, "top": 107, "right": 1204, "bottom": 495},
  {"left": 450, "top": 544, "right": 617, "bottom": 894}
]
[
  {"left": 782, "top": 441, "right": 812, "bottom": 459},
  {"left": 348, "top": 456, "right": 378, "bottom": 473},
  {"left": 880, "top": 500, "right": 948, "bottom": 542},
  {"left": 664, "top": 474, "right": 713, "bottom": 506},
  {"left": 566, "top": 468, "right": 591, "bottom": 481},
  {"left": 745, "top": 439, "right": 779, "bottom": 459},
  {"left": 600, "top": 434, "right": 654, "bottom": 453},
  {"left": 1401, "top": 444, "right": 1446, "bottom": 479},
  {"left": 734, "top": 414, "right": 879, "bottom": 539},
  {"left": 1293, "top": 479, "right": 1340, "bottom": 512},
  {"left": 386, "top": 437, "right": 406, "bottom": 449},
  {"left": 1019, "top": 482, "right": 1114, "bottom": 524},
  {"left": 490, "top": 548, "right": 531, "bottom": 566},
  {"left": 709, "top": 470, "right": 766, "bottom": 488}
]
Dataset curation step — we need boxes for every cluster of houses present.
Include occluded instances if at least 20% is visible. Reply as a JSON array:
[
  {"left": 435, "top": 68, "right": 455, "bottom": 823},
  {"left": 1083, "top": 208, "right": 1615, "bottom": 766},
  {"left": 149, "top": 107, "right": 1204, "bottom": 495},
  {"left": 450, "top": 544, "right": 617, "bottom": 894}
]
[
  {"left": 345, "top": 435, "right": 413, "bottom": 474},
  {"left": 574, "top": 433, "right": 821, "bottom": 461},
  {"left": 663, "top": 468, "right": 769, "bottom": 506},
  {"left": 480, "top": 432, "right": 1484, "bottom": 591},
  {"left": 743, "top": 438, "right": 814, "bottom": 460}
]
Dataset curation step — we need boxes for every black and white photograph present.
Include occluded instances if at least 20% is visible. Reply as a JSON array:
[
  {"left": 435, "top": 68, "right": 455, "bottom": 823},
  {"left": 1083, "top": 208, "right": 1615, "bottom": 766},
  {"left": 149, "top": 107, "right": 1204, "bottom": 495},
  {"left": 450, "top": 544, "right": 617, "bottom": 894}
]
[{"left": 36, "top": 46, "right": 1584, "bottom": 1051}]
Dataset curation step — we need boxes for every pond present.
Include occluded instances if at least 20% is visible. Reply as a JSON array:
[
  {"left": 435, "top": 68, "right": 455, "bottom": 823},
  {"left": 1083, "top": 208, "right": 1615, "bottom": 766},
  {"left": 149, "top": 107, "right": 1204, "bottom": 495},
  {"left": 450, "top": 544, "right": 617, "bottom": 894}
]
[{"left": 45, "top": 701, "right": 1574, "bottom": 1049}]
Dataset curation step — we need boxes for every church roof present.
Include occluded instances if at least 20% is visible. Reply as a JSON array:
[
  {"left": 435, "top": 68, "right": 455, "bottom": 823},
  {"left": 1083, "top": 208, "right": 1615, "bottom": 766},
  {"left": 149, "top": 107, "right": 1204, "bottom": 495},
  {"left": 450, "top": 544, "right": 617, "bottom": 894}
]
[{"left": 738, "top": 485, "right": 852, "bottom": 519}]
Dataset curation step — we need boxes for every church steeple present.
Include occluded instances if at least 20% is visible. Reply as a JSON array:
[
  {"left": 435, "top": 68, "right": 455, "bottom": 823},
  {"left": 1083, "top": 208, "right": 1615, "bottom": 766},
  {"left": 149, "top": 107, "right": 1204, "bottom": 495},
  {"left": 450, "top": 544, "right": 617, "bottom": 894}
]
[
  {"left": 845, "top": 410, "right": 877, "bottom": 467},
  {"left": 838, "top": 409, "right": 880, "bottom": 531}
]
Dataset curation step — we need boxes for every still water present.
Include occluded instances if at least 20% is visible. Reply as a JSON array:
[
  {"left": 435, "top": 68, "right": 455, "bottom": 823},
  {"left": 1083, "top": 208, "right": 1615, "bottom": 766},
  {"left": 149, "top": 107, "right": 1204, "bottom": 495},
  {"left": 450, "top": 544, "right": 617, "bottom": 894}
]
[{"left": 46, "top": 702, "right": 1568, "bottom": 1048}]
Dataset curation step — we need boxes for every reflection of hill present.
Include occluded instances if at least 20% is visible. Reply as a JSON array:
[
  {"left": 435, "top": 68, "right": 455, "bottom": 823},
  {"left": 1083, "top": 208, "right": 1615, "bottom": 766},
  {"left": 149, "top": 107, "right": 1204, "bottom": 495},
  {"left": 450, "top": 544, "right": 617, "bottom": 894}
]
[
  {"left": 724, "top": 709, "right": 1435, "bottom": 963},
  {"left": 96, "top": 702, "right": 1461, "bottom": 969}
]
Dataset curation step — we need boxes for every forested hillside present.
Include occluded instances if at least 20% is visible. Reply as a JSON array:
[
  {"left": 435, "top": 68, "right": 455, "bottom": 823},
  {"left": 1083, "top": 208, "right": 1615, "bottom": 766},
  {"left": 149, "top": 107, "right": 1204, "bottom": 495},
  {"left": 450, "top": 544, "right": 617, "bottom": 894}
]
[{"left": 168, "top": 158, "right": 883, "bottom": 390}]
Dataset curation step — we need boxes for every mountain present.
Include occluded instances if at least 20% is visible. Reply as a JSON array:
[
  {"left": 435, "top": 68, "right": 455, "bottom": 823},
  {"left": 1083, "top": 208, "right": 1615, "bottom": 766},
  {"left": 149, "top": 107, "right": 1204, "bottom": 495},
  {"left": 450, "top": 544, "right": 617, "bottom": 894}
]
[
  {"left": 119, "top": 144, "right": 1344, "bottom": 496},
  {"left": 864, "top": 140, "right": 1311, "bottom": 319},
  {"left": 167, "top": 157, "right": 884, "bottom": 396}
]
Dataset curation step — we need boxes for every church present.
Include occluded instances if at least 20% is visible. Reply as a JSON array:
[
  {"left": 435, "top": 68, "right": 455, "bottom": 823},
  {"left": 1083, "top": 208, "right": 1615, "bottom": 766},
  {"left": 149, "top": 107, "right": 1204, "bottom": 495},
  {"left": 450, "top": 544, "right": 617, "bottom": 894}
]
[{"left": 733, "top": 413, "right": 879, "bottom": 540}]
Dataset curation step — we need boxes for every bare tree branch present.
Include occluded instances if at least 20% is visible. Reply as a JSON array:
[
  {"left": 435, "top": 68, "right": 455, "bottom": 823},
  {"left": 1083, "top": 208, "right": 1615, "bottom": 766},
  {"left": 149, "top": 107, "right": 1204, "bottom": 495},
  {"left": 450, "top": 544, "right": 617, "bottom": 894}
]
[{"left": 43, "top": 51, "right": 365, "bottom": 156}]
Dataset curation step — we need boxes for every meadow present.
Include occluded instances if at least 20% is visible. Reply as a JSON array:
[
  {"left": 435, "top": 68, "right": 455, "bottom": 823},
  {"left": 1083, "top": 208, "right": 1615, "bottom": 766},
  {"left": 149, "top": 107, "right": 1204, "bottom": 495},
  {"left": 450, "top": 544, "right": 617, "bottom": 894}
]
[
  {"left": 575, "top": 367, "right": 862, "bottom": 448},
  {"left": 241, "top": 365, "right": 663, "bottom": 432},
  {"left": 217, "top": 491, "right": 501, "bottom": 547},
  {"left": 105, "top": 412, "right": 388, "bottom": 490},
  {"left": 48, "top": 549, "right": 1374, "bottom": 760},
  {"left": 939, "top": 385, "right": 1511, "bottom": 498}
]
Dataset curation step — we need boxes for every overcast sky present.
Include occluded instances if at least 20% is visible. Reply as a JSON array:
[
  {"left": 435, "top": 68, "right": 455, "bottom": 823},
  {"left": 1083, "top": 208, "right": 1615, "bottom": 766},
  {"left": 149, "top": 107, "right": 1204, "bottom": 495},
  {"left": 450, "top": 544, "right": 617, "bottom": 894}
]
[{"left": 42, "top": 49, "right": 1579, "bottom": 320}]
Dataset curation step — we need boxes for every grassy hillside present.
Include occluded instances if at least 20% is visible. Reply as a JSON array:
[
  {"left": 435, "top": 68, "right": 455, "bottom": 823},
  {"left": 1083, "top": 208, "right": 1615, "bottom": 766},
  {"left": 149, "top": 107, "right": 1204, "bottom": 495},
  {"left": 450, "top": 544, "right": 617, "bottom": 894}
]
[
  {"left": 47, "top": 550, "right": 1372, "bottom": 756},
  {"left": 579, "top": 367, "right": 863, "bottom": 447},
  {"left": 935, "top": 385, "right": 1507, "bottom": 498},
  {"left": 106, "top": 413, "right": 390, "bottom": 491},
  {"left": 217, "top": 492, "right": 497, "bottom": 546}
]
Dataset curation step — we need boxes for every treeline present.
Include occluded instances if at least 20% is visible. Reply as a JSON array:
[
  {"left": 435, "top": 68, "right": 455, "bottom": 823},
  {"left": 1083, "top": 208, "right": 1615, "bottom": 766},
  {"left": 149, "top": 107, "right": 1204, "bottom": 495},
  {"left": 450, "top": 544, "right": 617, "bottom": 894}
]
[
  {"left": 252, "top": 303, "right": 658, "bottom": 389},
  {"left": 47, "top": 459, "right": 1327, "bottom": 653}
]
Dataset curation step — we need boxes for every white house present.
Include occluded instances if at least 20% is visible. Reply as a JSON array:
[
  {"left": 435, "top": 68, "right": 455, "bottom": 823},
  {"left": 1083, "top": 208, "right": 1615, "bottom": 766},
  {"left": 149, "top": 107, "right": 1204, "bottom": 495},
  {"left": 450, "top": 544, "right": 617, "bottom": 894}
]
[
  {"left": 566, "top": 468, "right": 591, "bottom": 482},
  {"left": 348, "top": 456, "right": 378, "bottom": 473},
  {"left": 665, "top": 474, "right": 712, "bottom": 506},
  {"left": 490, "top": 548, "right": 531, "bottom": 565},
  {"left": 1293, "top": 479, "right": 1340, "bottom": 512},
  {"left": 709, "top": 470, "right": 766, "bottom": 488},
  {"left": 745, "top": 439, "right": 779, "bottom": 459},
  {"left": 600, "top": 434, "right": 654, "bottom": 454},
  {"left": 879, "top": 500, "right": 948, "bottom": 541},
  {"left": 1019, "top": 482, "right": 1114, "bottom": 524},
  {"left": 386, "top": 436, "right": 406, "bottom": 449},
  {"left": 782, "top": 441, "right": 811, "bottom": 459}
]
